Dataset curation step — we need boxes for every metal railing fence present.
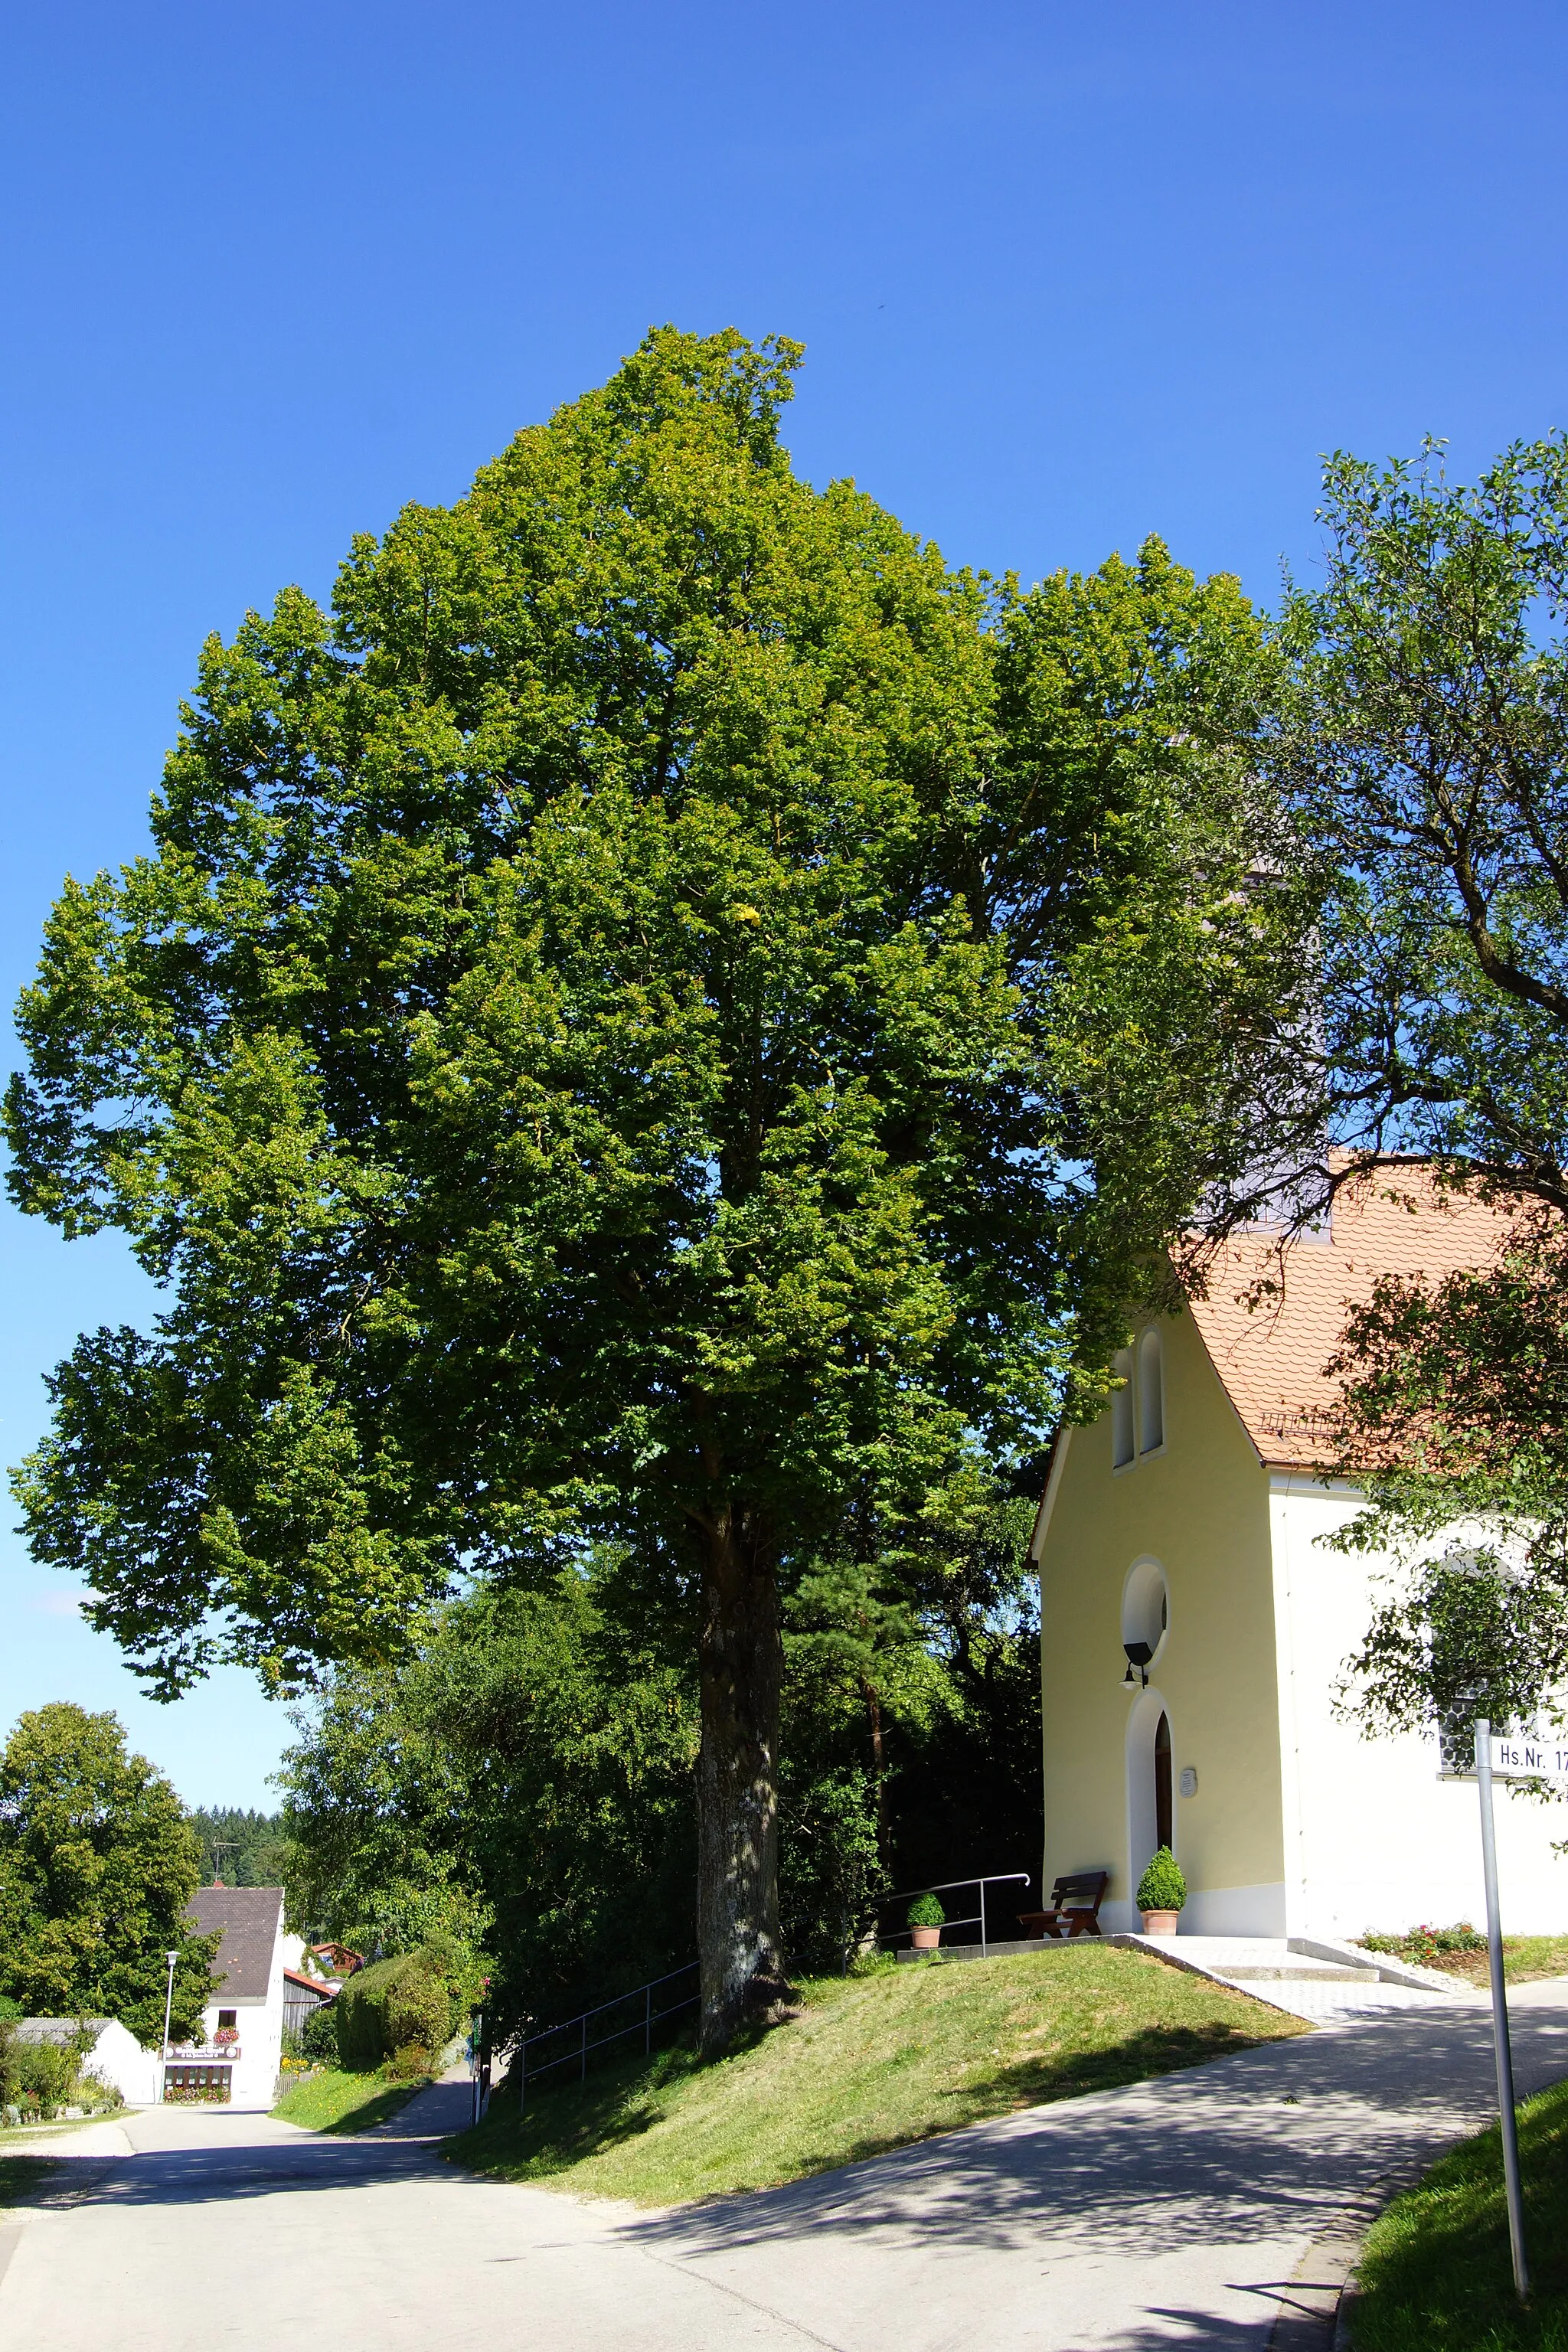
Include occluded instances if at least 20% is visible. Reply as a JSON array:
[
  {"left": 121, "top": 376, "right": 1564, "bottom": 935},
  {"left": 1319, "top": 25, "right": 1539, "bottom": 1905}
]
[
  {"left": 513, "top": 1867, "right": 1035, "bottom": 2109},
  {"left": 515, "top": 1962, "right": 699, "bottom": 2111},
  {"left": 871, "top": 1871, "right": 1032, "bottom": 1958}
]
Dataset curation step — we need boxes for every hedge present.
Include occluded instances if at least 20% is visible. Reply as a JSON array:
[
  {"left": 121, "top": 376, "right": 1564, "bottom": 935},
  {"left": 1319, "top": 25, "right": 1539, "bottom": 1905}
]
[{"left": 332, "top": 1948, "right": 456, "bottom": 2073}]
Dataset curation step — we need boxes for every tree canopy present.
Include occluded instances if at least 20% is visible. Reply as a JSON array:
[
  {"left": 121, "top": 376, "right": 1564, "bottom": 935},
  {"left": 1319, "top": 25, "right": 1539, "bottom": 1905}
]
[
  {"left": 1268, "top": 435, "right": 1568, "bottom": 1217},
  {"left": 5, "top": 328, "right": 1301, "bottom": 2044},
  {"left": 1262, "top": 436, "right": 1568, "bottom": 1737},
  {"left": 0, "top": 1704, "right": 216, "bottom": 2041}
]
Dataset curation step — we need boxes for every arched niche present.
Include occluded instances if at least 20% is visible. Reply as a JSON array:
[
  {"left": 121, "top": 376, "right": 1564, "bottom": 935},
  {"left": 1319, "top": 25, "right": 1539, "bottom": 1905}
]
[
  {"left": 1138, "top": 1325, "right": 1165, "bottom": 1453},
  {"left": 1111, "top": 1346, "right": 1135, "bottom": 1468},
  {"left": 1121, "top": 1556, "right": 1169, "bottom": 1666}
]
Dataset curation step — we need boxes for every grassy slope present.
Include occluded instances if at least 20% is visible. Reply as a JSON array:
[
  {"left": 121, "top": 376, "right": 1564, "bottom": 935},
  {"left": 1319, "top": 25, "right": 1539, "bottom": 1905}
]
[
  {"left": 1351, "top": 2077, "right": 1568, "bottom": 2351},
  {"left": 273, "top": 2066, "right": 426, "bottom": 2133},
  {"left": 1447, "top": 1939, "right": 1568, "bottom": 1990},
  {"left": 456, "top": 1944, "right": 1305, "bottom": 2207}
]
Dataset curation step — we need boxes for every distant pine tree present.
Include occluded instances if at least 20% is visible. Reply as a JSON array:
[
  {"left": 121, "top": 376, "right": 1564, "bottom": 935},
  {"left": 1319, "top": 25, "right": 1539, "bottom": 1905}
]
[{"left": 187, "top": 1806, "right": 286, "bottom": 1887}]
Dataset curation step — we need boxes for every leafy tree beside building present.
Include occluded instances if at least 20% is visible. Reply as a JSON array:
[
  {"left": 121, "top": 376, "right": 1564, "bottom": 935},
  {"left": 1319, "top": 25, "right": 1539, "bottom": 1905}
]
[
  {"left": 1260, "top": 437, "right": 1568, "bottom": 1736},
  {"left": 0, "top": 1704, "right": 216, "bottom": 2042},
  {"left": 5, "top": 329, "right": 1305, "bottom": 2050}
]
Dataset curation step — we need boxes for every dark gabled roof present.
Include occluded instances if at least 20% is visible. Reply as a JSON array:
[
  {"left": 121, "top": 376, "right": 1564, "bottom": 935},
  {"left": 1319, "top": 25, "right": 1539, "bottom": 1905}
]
[{"left": 186, "top": 1885, "right": 285, "bottom": 1999}]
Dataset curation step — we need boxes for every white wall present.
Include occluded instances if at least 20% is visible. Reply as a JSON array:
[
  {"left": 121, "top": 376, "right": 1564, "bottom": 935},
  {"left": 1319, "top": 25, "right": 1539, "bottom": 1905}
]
[
  {"left": 1271, "top": 1475, "right": 1568, "bottom": 1936},
  {"left": 80, "top": 2020, "right": 160, "bottom": 2107},
  {"left": 185, "top": 1996, "right": 280, "bottom": 2109}
]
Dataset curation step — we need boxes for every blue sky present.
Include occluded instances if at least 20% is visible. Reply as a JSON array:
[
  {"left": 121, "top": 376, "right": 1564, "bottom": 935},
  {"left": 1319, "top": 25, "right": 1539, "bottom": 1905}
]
[{"left": 4, "top": 0, "right": 1567, "bottom": 1807}]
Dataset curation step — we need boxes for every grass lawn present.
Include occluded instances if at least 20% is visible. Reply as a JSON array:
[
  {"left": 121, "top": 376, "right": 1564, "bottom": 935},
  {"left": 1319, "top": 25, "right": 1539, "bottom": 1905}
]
[
  {"left": 453, "top": 1943, "right": 1305, "bottom": 2207},
  {"left": 0, "top": 2154, "right": 59, "bottom": 2215},
  {"left": 0, "top": 2113, "right": 119, "bottom": 2139},
  {"left": 272, "top": 2066, "right": 428, "bottom": 2133},
  {"left": 1349, "top": 2076, "right": 1568, "bottom": 2350}
]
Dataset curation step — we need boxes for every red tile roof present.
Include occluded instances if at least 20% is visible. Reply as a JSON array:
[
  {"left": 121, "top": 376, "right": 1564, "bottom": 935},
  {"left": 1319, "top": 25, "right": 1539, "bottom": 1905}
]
[{"left": 1186, "top": 1169, "right": 1516, "bottom": 1468}]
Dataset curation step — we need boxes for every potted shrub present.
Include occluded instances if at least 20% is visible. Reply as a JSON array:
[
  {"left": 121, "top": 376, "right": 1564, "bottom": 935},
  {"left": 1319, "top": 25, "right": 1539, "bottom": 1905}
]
[
  {"left": 907, "top": 1892, "right": 946, "bottom": 1952},
  {"left": 1135, "top": 1847, "right": 1187, "bottom": 1936}
]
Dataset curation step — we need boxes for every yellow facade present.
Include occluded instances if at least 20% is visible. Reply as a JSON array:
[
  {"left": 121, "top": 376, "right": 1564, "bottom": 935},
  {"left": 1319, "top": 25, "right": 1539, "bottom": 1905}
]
[{"left": 1035, "top": 1304, "right": 1286, "bottom": 1932}]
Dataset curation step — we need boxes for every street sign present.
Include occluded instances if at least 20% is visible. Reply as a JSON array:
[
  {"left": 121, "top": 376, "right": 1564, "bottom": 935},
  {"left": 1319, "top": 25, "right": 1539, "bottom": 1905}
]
[
  {"left": 1442, "top": 1733, "right": 1568, "bottom": 1784},
  {"left": 1485, "top": 1734, "right": 1568, "bottom": 1784}
]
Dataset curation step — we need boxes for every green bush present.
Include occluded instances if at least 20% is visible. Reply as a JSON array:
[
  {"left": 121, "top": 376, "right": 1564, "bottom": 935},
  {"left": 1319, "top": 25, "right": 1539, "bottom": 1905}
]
[
  {"left": 906, "top": 1892, "right": 946, "bottom": 1928},
  {"left": 1135, "top": 1848, "right": 1187, "bottom": 1913},
  {"left": 386, "top": 1965, "right": 450, "bottom": 2058},
  {"left": 0, "top": 2030, "right": 103, "bottom": 2118},
  {"left": 333, "top": 1949, "right": 456, "bottom": 2071},
  {"left": 1361, "top": 1921, "right": 1487, "bottom": 1967},
  {"left": 301, "top": 2003, "right": 339, "bottom": 2062}
]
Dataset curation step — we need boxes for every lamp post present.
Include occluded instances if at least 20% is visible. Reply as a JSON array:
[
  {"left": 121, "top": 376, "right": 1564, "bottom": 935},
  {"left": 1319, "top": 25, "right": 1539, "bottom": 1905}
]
[{"left": 159, "top": 1949, "right": 179, "bottom": 2105}]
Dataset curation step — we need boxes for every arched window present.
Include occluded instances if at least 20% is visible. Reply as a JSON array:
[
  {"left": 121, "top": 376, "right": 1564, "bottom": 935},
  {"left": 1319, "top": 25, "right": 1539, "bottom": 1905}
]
[
  {"left": 1111, "top": 1348, "right": 1135, "bottom": 1468},
  {"left": 1138, "top": 1326, "right": 1165, "bottom": 1453}
]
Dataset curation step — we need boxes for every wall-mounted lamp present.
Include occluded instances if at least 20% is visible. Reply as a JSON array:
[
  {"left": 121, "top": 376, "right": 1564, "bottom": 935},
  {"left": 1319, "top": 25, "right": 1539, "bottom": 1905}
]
[{"left": 1122, "top": 1639, "right": 1153, "bottom": 1690}]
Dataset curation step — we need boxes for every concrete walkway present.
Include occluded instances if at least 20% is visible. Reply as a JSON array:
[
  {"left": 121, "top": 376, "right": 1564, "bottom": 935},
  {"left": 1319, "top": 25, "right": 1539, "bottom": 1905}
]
[{"left": 2, "top": 1990, "right": 1566, "bottom": 2350}]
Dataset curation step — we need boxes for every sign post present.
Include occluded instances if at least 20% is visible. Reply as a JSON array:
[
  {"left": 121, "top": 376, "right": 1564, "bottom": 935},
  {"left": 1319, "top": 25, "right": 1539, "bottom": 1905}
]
[{"left": 1473, "top": 1720, "right": 1529, "bottom": 2303}]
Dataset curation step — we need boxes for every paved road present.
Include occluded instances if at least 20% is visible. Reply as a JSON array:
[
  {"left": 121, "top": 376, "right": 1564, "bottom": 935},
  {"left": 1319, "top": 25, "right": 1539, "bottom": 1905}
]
[{"left": 4, "top": 1989, "right": 1568, "bottom": 2352}]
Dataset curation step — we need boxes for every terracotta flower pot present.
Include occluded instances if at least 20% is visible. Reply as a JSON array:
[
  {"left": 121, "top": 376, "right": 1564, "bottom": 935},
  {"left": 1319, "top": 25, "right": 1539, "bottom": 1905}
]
[
  {"left": 1140, "top": 1909, "right": 1181, "bottom": 1937},
  {"left": 910, "top": 1924, "right": 942, "bottom": 1951}
]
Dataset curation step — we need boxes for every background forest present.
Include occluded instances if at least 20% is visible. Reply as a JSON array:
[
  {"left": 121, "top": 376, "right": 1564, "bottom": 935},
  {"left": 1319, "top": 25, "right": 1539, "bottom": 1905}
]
[{"left": 188, "top": 1806, "right": 288, "bottom": 1889}]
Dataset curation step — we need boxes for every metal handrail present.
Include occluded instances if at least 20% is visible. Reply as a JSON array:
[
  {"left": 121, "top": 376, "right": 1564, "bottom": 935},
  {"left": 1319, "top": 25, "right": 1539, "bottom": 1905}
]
[
  {"left": 873, "top": 1871, "right": 1031, "bottom": 1959},
  {"left": 517, "top": 1961, "right": 699, "bottom": 2112},
  {"left": 516, "top": 1867, "right": 1036, "bottom": 2109}
]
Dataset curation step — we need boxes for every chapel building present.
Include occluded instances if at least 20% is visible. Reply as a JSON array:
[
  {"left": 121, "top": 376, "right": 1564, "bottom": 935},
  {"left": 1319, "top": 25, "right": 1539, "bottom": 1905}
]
[{"left": 1031, "top": 1171, "right": 1568, "bottom": 1939}]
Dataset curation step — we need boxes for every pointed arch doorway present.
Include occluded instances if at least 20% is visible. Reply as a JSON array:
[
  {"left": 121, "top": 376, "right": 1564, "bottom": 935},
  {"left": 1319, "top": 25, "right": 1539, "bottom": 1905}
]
[{"left": 1125, "top": 1687, "right": 1178, "bottom": 1894}]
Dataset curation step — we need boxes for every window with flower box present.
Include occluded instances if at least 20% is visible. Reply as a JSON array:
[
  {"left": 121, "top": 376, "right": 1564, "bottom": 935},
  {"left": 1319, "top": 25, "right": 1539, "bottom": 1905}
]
[{"left": 164, "top": 2065, "right": 232, "bottom": 2103}]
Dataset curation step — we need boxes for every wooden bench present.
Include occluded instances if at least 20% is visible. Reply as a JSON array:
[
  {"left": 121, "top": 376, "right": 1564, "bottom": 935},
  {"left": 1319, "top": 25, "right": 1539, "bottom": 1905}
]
[{"left": 1018, "top": 1870, "right": 1110, "bottom": 1940}]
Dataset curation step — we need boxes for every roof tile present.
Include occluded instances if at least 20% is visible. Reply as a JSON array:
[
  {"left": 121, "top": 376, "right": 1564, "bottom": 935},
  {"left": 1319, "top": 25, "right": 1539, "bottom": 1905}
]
[{"left": 1187, "top": 1171, "right": 1514, "bottom": 1467}]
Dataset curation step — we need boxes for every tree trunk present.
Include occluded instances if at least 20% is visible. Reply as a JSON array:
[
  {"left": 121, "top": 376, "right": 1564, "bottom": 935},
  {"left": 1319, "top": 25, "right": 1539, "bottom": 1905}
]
[
  {"left": 695, "top": 1511, "right": 792, "bottom": 2055},
  {"left": 863, "top": 1676, "right": 890, "bottom": 1872}
]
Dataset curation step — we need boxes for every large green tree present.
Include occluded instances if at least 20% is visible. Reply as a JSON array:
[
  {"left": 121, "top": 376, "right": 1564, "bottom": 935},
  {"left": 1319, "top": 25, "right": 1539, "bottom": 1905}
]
[
  {"left": 5, "top": 329, "right": 1298, "bottom": 2047},
  {"left": 279, "top": 1559, "right": 695, "bottom": 2023},
  {"left": 1262, "top": 436, "right": 1568, "bottom": 1738},
  {"left": 282, "top": 1468, "right": 1044, "bottom": 2030},
  {"left": 0, "top": 1704, "right": 216, "bottom": 2040}
]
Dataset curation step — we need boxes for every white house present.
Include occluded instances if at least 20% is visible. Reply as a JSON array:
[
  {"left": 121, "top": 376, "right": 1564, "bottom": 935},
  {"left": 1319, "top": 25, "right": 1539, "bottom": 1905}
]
[
  {"left": 164, "top": 1885, "right": 299, "bottom": 2109},
  {"left": 1032, "top": 1170, "right": 1568, "bottom": 1942}
]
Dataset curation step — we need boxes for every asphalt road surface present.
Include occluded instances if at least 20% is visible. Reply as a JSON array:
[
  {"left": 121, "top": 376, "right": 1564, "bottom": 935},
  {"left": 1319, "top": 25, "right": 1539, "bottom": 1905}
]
[{"left": 4, "top": 1988, "right": 1568, "bottom": 2351}]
